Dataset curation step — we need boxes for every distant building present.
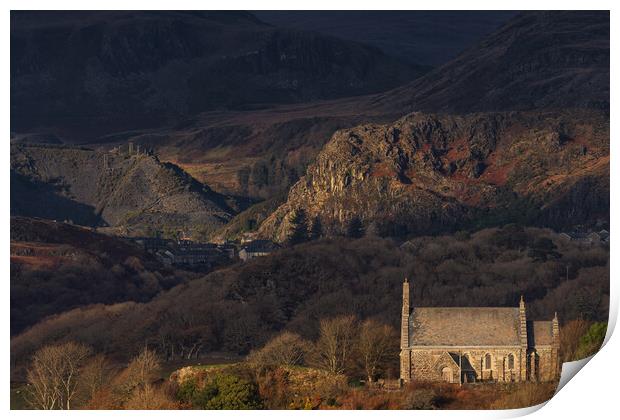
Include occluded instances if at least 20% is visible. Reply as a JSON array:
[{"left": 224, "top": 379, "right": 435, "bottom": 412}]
[
  {"left": 400, "top": 279, "right": 560, "bottom": 384},
  {"left": 168, "top": 248, "right": 225, "bottom": 266},
  {"left": 156, "top": 249, "right": 175, "bottom": 266},
  {"left": 132, "top": 237, "right": 174, "bottom": 252},
  {"left": 132, "top": 236, "right": 234, "bottom": 267},
  {"left": 239, "top": 240, "right": 279, "bottom": 262},
  {"left": 217, "top": 243, "right": 237, "bottom": 259},
  {"left": 240, "top": 232, "right": 259, "bottom": 244},
  {"left": 559, "top": 230, "right": 609, "bottom": 246},
  {"left": 558, "top": 232, "right": 572, "bottom": 241}
]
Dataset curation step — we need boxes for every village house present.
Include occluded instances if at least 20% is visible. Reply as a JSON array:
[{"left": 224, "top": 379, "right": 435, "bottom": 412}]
[
  {"left": 559, "top": 230, "right": 610, "bottom": 246},
  {"left": 239, "top": 240, "right": 279, "bottom": 262},
  {"left": 400, "top": 278, "right": 560, "bottom": 384},
  {"left": 217, "top": 242, "right": 237, "bottom": 259},
  {"left": 132, "top": 236, "right": 235, "bottom": 267},
  {"left": 132, "top": 236, "right": 175, "bottom": 252}
]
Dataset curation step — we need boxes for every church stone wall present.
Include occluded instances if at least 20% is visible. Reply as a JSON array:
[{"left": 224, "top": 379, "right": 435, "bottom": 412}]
[
  {"left": 531, "top": 347, "right": 560, "bottom": 382},
  {"left": 404, "top": 346, "right": 559, "bottom": 383},
  {"left": 408, "top": 347, "right": 526, "bottom": 383}
]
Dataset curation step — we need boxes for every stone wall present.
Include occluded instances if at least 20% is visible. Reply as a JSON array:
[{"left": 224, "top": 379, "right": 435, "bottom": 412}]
[
  {"left": 407, "top": 347, "right": 528, "bottom": 383},
  {"left": 400, "top": 349, "right": 411, "bottom": 381},
  {"left": 531, "top": 347, "right": 560, "bottom": 382},
  {"left": 403, "top": 345, "right": 561, "bottom": 383}
]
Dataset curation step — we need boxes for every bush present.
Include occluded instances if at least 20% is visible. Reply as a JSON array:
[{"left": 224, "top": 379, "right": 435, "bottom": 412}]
[
  {"left": 454, "top": 230, "right": 471, "bottom": 241},
  {"left": 202, "top": 374, "right": 262, "bottom": 410},
  {"left": 560, "top": 319, "right": 590, "bottom": 362},
  {"left": 575, "top": 322, "right": 607, "bottom": 359},
  {"left": 176, "top": 377, "right": 200, "bottom": 404},
  {"left": 180, "top": 373, "right": 262, "bottom": 410},
  {"left": 124, "top": 384, "right": 178, "bottom": 409},
  {"left": 489, "top": 383, "right": 556, "bottom": 409},
  {"left": 403, "top": 389, "right": 438, "bottom": 409}
]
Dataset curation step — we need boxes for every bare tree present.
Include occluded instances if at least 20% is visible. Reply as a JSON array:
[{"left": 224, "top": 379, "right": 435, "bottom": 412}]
[
  {"left": 114, "top": 347, "right": 162, "bottom": 404},
  {"left": 77, "top": 354, "right": 114, "bottom": 406},
  {"left": 247, "top": 331, "right": 309, "bottom": 370},
  {"left": 357, "top": 319, "right": 398, "bottom": 383},
  {"left": 25, "top": 341, "right": 91, "bottom": 409},
  {"left": 124, "top": 383, "right": 176, "bottom": 409},
  {"left": 314, "top": 315, "right": 358, "bottom": 375}
]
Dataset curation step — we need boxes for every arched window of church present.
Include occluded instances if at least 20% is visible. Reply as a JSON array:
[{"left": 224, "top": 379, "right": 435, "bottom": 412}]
[
  {"left": 507, "top": 354, "right": 515, "bottom": 370},
  {"left": 484, "top": 353, "right": 492, "bottom": 369}
]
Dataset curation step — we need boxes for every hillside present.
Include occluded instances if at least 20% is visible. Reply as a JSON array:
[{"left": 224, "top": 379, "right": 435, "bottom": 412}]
[
  {"left": 255, "top": 11, "right": 516, "bottom": 66},
  {"left": 10, "top": 227, "right": 609, "bottom": 368},
  {"left": 11, "top": 10, "right": 424, "bottom": 140},
  {"left": 10, "top": 216, "right": 195, "bottom": 334},
  {"left": 12, "top": 11, "right": 607, "bottom": 206},
  {"left": 94, "top": 10, "right": 609, "bottom": 202},
  {"left": 11, "top": 144, "right": 238, "bottom": 236},
  {"left": 372, "top": 11, "right": 609, "bottom": 113},
  {"left": 104, "top": 99, "right": 394, "bottom": 199},
  {"left": 258, "top": 110, "right": 609, "bottom": 241}
]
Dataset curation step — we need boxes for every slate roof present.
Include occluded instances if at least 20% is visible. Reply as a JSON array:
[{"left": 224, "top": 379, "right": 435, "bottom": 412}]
[
  {"left": 529, "top": 321, "right": 554, "bottom": 346},
  {"left": 242, "top": 240, "right": 279, "bottom": 253},
  {"left": 409, "top": 307, "right": 521, "bottom": 347}
]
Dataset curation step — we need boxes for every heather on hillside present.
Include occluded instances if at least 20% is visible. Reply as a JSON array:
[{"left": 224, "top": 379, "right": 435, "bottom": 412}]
[
  {"left": 10, "top": 217, "right": 196, "bottom": 334},
  {"left": 11, "top": 226, "right": 608, "bottom": 370},
  {"left": 15, "top": 328, "right": 559, "bottom": 410}
]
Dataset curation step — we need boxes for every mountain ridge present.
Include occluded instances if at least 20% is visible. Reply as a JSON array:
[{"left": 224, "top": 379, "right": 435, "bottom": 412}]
[
  {"left": 370, "top": 11, "right": 609, "bottom": 113},
  {"left": 100, "top": 10, "right": 610, "bottom": 203},
  {"left": 10, "top": 144, "right": 239, "bottom": 236},
  {"left": 11, "top": 10, "right": 425, "bottom": 140},
  {"left": 257, "top": 110, "right": 609, "bottom": 241}
]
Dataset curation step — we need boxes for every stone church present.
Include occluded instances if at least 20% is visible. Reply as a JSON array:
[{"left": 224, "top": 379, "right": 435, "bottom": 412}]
[{"left": 400, "top": 279, "right": 561, "bottom": 383}]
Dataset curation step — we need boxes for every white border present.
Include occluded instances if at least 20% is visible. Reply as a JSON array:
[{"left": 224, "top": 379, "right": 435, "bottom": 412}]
[{"left": 3, "top": 1, "right": 616, "bottom": 419}]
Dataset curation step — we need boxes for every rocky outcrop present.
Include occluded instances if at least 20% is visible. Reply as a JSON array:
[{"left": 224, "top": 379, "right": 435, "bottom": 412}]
[
  {"left": 10, "top": 144, "right": 238, "bottom": 235},
  {"left": 258, "top": 110, "right": 609, "bottom": 241},
  {"left": 95, "top": 10, "right": 609, "bottom": 203}
]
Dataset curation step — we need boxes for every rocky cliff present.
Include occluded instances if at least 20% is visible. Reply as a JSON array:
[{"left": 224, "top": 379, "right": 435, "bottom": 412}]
[
  {"left": 11, "top": 144, "right": 238, "bottom": 236},
  {"left": 258, "top": 110, "right": 609, "bottom": 240},
  {"left": 93, "top": 10, "right": 609, "bottom": 202}
]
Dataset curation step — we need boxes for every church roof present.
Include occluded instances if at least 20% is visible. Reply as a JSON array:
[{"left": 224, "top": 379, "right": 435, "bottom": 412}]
[
  {"left": 529, "top": 321, "right": 554, "bottom": 346},
  {"left": 409, "top": 307, "right": 521, "bottom": 347}
]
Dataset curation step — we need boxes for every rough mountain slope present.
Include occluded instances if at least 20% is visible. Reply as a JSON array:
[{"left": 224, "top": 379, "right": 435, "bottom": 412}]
[
  {"left": 11, "top": 144, "right": 237, "bottom": 235},
  {"left": 104, "top": 99, "right": 395, "bottom": 199},
  {"left": 10, "top": 11, "right": 610, "bottom": 235},
  {"left": 10, "top": 216, "right": 193, "bottom": 334},
  {"left": 258, "top": 110, "right": 609, "bottom": 240},
  {"left": 11, "top": 10, "right": 424, "bottom": 139},
  {"left": 96, "top": 10, "right": 609, "bottom": 202},
  {"left": 255, "top": 11, "right": 516, "bottom": 66},
  {"left": 372, "top": 11, "right": 609, "bottom": 113}
]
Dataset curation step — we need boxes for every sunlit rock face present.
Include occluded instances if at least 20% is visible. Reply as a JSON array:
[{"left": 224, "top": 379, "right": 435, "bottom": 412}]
[{"left": 259, "top": 110, "right": 609, "bottom": 241}]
